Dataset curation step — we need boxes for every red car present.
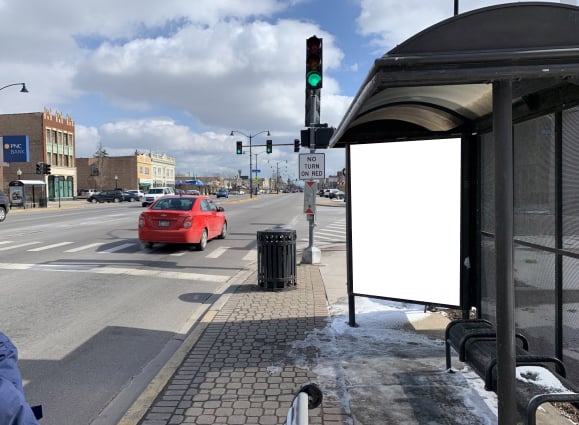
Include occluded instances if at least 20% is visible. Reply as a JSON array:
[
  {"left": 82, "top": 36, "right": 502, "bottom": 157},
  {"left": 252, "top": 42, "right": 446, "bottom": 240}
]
[{"left": 138, "top": 195, "right": 227, "bottom": 250}]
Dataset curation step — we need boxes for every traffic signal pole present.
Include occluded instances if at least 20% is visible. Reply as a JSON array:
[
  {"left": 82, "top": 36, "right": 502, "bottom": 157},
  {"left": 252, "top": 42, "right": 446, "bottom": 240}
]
[{"left": 301, "top": 36, "right": 323, "bottom": 265}]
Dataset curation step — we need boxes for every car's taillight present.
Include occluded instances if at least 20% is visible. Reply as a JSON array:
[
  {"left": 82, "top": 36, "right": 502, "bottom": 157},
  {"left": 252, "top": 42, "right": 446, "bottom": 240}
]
[
  {"left": 139, "top": 214, "right": 145, "bottom": 227},
  {"left": 183, "top": 216, "right": 192, "bottom": 229}
]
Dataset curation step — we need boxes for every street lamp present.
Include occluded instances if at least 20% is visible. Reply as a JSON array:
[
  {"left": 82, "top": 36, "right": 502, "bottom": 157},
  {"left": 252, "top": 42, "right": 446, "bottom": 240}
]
[
  {"left": 230, "top": 129, "right": 270, "bottom": 198},
  {"left": 0, "top": 83, "right": 28, "bottom": 93},
  {"left": 16, "top": 169, "right": 22, "bottom": 180},
  {"left": 114, "top": 175, "right": 118, "bottom": 189}
]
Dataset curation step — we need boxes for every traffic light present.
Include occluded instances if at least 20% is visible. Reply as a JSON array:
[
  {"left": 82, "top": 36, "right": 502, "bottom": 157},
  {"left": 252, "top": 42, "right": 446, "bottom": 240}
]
[
  {"left": 44, "top": 163, "right": 51, "bottom": 175},
  {"left": 35, "top": 162, "right": 42, "bottom": 175},
  {"left": 266, "top": 140, "right": 272, "bottom": 154},
  {"left": 306, "top": 36, "right": 323, "bottom": 90},
  {"left": 294, "top": 139, "right": 300, "bottom": 153},
  {"left": 236, "top": 141, "right": 243, "bottom": 155}
]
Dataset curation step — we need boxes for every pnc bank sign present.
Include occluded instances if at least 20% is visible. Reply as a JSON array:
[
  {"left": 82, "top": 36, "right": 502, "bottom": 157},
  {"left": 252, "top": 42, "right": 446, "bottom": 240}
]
[{"left": 0, "top": 135, "right": 30, "bottom": 163}]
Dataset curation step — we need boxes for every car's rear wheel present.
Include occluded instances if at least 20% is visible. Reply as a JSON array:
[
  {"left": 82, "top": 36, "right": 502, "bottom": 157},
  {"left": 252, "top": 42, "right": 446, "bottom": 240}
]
[
  {"left": 91, "top": 198, "right": 98, "bottom": 203},
  {"left": 196, "top": 229, "right": 208, "bottom": 251},
  {"left": 218, "top": 221, "right": 227, "bottom": 239},
  {"left": 0, "top": 207, "right": 6, "bottom": 222}
]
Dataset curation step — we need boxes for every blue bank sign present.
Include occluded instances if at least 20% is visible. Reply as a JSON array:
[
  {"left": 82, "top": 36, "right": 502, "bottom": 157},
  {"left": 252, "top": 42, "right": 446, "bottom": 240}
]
[{"left": 1, "top": 135, "right": 30, "bottom": 162}]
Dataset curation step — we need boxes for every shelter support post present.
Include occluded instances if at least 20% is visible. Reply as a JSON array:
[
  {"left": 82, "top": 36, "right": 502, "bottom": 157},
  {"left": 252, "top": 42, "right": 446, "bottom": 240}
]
[
  {"left": 493, "top": 80, "right": 516, "bottom": 425},
  {"left": 346, "top": 145, "right": 357, "bottom": 327}
]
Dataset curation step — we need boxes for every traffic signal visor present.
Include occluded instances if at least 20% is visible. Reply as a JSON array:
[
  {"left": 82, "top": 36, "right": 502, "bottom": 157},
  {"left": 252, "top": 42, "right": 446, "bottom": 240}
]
[{"left": 306, "top": 36, "right": 322, "bottom": 89}]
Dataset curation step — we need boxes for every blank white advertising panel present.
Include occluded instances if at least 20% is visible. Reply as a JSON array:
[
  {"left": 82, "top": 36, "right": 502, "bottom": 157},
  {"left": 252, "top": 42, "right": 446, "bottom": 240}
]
[{"left": 350, "top": 139, "right": 461, "bottom": 306}]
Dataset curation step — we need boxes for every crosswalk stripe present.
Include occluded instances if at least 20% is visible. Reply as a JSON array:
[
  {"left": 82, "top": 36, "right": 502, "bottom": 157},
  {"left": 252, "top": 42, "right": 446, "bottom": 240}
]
[
  {"left": 65, "top": 242, "right": 106, "bottom": 253},
  {"left": 242, "top": 250, "right": 256, "bottom": 262},
  {"left": 206, "top": 247, "right": 228, "bottom": 259},
  {"left": 0, "top": 262, "right": 229, "bottom": 282},
  {"left": 0, "top": 241, "right": 12, "bottom": 246},
  {"left": 0, "top": 242, "right": 40, "bottom": 251},
  {"left": 28, "top": 242, "right": 74, "bottom": 252},
  {"left": 99, "top": 243, "right": 137, "bottom": 253}
]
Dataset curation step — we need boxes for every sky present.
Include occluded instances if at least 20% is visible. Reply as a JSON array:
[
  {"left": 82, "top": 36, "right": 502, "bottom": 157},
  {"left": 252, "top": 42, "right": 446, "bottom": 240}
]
[{"left": 0, "top": 0, "right": 576, "bottom": 181}]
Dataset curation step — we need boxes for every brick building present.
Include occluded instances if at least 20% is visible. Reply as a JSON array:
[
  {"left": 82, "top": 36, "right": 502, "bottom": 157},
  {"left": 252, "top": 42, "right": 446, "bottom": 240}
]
[
  {"left": 0, "top": 108, "right": 76, "bottom": 200},
  {"left": 76, "top": 152, "right": 175, "bottom": 193}
]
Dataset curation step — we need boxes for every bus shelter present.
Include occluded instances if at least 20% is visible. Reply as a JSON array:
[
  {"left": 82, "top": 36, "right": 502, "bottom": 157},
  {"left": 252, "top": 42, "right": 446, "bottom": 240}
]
[
  {"left": 329, "top": 3, "right": 579, "bottom": 423},
  {"left": 9, "top": 179, "right": 47, "bottom": 208}
]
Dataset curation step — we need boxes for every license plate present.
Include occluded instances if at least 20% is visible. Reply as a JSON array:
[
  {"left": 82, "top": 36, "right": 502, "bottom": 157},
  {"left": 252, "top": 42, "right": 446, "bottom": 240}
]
[{"left": 158, "top": 220, "right": 170, "bottom": 227}]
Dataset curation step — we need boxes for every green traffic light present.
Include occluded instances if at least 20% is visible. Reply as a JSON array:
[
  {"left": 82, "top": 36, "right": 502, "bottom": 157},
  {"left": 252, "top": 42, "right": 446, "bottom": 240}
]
[{"left": 307, "top": 71, "right": 322, "bottom": 88}]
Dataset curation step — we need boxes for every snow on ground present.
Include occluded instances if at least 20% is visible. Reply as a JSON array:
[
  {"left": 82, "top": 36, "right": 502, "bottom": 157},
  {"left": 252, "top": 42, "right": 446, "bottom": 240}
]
[{"left": 287, "top": 296, "right": 500, "bottom": 424}]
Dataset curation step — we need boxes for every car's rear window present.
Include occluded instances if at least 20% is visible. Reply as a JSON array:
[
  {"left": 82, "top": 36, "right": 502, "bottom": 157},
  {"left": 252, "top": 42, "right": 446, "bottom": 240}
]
[{"left": 152, "top": 198, "right": 195, "bottom": 211}]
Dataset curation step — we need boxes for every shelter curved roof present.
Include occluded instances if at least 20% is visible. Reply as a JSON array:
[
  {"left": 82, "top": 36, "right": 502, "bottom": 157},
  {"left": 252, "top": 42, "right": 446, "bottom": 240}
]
[{"left": 330, "top": 2, "right": 579, "bottom": 147}]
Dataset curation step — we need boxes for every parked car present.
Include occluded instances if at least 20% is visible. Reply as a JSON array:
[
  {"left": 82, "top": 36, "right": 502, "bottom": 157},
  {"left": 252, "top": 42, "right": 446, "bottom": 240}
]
[
  {"left": 328, "top": 189, "right": 345, "bottom": 199},
  {"left": 216, "top": 188, "right": 229, "bottom": 198},
  {"left": 121, "top": 191, "right": 140, "bottom": 202},
  {"left": 138, "top": 195, "right": 227, "bottom": 251},
  {"left": 126, "top": 189, "right": 144, "bottom": 200},
  {"left": 78, "top": 189, "right": 99, "bottom": 199},
  {"left": 0, "top": 190, "right": 10, "bottom": 222},
  {"left": 87, "top": 190, "right": 123, "bottom": 203},
  {"left": 142, "top": 187, "right": 175, "bottom": 207}
]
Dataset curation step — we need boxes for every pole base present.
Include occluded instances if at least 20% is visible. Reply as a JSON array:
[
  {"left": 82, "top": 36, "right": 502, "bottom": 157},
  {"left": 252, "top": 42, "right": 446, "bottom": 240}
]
[{"left": 301, "top": 246, "right": 321, "bottom": 264}]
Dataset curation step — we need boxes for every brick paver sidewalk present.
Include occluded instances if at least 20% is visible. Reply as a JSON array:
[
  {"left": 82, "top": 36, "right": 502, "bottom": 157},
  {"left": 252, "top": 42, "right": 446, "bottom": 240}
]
[{"left": 139, "top": 264, "right": 349, "bottom": 425}]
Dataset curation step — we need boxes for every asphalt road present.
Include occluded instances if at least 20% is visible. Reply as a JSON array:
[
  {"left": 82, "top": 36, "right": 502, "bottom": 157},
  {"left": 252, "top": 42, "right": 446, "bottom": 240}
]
[{"left": 0, "top": 193, "right": 346, "bottom": 425}]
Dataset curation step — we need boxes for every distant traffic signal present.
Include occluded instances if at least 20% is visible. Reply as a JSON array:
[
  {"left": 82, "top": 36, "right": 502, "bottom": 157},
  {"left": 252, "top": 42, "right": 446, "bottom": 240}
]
[
  {"left": 44, "top": 163, "right": 51, "bottom": 175},
  {"left": 35, "top": 162, "right": 42, "bottom": 175},
  {"left": 306, "top": 36, "right": 323, "bottom": 90},
  {"left": 294, "top": 139, "right": 300, "bottom": 153},
  {"left": 266, "top": 140, "right": 272, "bottom": 154},
  {"left": 236, "top": 141, "right": 243, "bottom": 155}
]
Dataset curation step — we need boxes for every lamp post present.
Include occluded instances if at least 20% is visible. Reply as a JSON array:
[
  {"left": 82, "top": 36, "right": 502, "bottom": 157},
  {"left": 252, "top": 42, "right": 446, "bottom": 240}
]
[
  {"left": 114, "top": 175, "right": 118, "bottom": 189},
  {"left": 16, "top": 168, "right": 22, "bottom": 180},
  {"left": 0, "top": 83, "right": 28, "bottom": 93},
  {"left": 230, "top": 130, "right": 270, "bottom": 198}
]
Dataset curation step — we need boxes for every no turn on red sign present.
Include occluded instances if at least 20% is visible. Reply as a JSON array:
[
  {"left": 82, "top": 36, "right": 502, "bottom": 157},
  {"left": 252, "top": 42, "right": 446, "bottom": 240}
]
[{"left": 299, "top": 153, "right": 325, "bottom": 180}]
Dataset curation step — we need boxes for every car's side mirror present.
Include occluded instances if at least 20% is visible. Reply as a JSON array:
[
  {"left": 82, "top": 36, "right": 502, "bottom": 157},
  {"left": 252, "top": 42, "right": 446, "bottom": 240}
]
[{"left": 216, "top": 206, "right": 224, "bottom": 212}]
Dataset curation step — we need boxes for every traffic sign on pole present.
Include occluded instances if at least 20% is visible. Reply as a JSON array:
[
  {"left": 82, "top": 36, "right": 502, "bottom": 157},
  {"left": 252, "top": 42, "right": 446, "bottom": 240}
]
[
  {"left": 299, "top": 153, "right": 325, "bottom": 180},
  {"left": 303, "top": 181, "right": 317, "bottom": 215}
]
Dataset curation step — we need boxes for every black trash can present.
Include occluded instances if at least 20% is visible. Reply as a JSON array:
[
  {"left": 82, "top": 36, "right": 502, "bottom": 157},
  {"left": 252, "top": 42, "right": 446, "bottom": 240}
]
[{"left": 257, "top": 228, "right": 297, "bottom": 291}]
